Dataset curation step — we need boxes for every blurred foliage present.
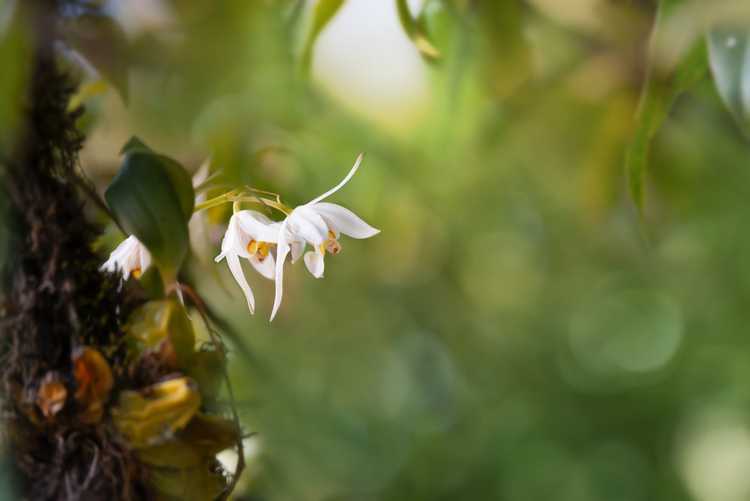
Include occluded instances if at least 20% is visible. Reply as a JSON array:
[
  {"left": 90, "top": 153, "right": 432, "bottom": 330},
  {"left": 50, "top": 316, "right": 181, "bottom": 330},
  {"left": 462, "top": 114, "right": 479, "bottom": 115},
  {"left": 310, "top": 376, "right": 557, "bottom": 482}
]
[{"left": 6, "top": 0, "right": 750, "bottom": 499}]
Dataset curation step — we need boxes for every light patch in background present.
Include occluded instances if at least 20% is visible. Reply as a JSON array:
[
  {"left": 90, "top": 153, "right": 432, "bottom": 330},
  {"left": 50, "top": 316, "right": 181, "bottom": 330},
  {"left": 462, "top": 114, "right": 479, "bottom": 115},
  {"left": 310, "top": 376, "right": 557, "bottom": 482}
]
[
  {"left": 561, "top": 282, "right": 684, "bottom": 392},
  {"left": 0, "top": 0, "right": 16, "bottom": 36},
  {"left": 568, "top": 288, "right": 683, "bottom": 374},
  {"left": 677, "top": 413, "right": 750, "bottom": 501},
  {"left": 527, "top": 0, "right": 603, "bottom": 32},
  {"left": 311, "top": 0, "right": 430, "bottom": 132},
  {"left": 105, "top": 0, "right": 174, "bottom": 37}
]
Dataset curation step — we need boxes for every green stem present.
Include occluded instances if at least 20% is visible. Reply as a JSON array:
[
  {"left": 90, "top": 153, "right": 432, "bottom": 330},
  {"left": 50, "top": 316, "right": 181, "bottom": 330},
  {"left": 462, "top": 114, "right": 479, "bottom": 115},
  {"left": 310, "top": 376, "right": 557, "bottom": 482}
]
[
  {"left": 193, "top": 189, "right": 292, "bottom": 216},
  {"left": 193, "top": 190, "right": 240, "bottom": 212},
  {"left": 236, "top": 196, "right": 291, "bottom": 215}
]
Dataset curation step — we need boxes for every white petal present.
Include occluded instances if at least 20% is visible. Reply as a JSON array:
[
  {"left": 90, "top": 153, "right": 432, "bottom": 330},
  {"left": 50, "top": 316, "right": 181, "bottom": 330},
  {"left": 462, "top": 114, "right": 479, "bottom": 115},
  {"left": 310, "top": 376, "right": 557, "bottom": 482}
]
[
  {"left": 100, "top": 235, "right": 149, "bottom": 280},
  {"left": 192, "top": 157, "right": 210, "bottom": 189},
  {"left": 225, "top": 253, "right": 255, "bottom": 314},
  {"left": 216, "top": 215, "right": 251, "bottom": 263},
  {"left": 290, "top": 241, "right": 305, "bottom": 263},
  {"left": 303, "top": 249, "right": 325, "bottom": 278},
  {"left": 309, "top": 202, "right": 380, "bottom": 239},
  {"left": 306, "top": 153, "right": 364, "bottom": 205},
  {"left": 287, "top": 207, "right": 328, "bottom": 245},
  {"left": 270, "top": 221, "right": 291, "bottom": 321},
  {"left": 236, "top": 210, "right": 280, "bottom": 243},
  {"left": 249, "top": 253, "right": 275, "bottom": 280},
  {"left": 138, "top": 245, "right": 152, "bottom": 272}
]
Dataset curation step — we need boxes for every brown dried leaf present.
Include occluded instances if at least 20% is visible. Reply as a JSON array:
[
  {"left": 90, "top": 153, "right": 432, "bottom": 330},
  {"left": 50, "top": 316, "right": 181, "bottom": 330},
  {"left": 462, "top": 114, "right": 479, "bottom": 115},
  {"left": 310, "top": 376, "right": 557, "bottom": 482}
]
[
  {"left": 73, "top": 346, "right": 114, "bottom": 424},
  {"left": 37, "top": 372, "right": 67, "bottom": 420}
]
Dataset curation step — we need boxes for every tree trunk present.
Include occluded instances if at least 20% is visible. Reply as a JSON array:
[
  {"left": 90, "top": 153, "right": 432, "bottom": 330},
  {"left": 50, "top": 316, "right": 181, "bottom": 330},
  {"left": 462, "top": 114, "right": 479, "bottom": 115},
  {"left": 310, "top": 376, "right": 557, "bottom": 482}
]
[{"left": 0, "top": 1, "right": 145, "bottom": 499}]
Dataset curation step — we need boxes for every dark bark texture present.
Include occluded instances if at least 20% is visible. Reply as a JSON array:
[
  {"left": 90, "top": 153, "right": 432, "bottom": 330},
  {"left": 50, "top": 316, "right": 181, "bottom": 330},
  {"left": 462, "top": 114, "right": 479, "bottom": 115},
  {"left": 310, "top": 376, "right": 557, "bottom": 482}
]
[{"left": 0, "top": 1, "right": 145, "bottom": 499}]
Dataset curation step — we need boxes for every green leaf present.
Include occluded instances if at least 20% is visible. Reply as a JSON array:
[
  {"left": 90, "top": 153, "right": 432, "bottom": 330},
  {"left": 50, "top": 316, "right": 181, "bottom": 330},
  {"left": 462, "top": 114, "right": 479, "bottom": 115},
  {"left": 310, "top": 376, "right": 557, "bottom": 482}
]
[
  {"left": 105, "top": 145, "right": 194, "bottom": 277},
  {"left": 120, "top": 136, "right": 152, "bottom": 155},
  {"left": 120, "top": 137, "right": 195, "bottom": 219},
  {"left": 62, "top": 13, "right": 130, "bottom": 102},
  {"left": 626, "top": 3, "right": 708, "bottom": 213},
  {"left": 300, "top": 0, "right": 346, "bottom": 75},
  {"left": 473, "top": 0, "right": 530, "bottom": 98},
  {"left": 0, "top": 8, "right": 30, "bottom": 153},
  {"left": 708, "top": 28, "right": 750, "bottom": 135},
  {"left": 396, "top": 0, "right": 441, "bottom": 62}
]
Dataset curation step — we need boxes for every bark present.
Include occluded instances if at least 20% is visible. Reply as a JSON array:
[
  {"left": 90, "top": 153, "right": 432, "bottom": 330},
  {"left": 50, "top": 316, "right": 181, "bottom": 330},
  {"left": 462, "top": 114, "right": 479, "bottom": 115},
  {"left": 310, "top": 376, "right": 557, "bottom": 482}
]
[{"left": 0, "top": 1, "right": 146, "bottom": 499}]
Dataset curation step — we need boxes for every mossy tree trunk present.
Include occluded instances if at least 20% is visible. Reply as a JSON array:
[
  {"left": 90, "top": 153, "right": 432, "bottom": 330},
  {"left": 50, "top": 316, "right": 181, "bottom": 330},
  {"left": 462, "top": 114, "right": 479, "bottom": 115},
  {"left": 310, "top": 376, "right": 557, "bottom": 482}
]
[{"left": 0, "top": 1, "right": 146, "bottom": 499}]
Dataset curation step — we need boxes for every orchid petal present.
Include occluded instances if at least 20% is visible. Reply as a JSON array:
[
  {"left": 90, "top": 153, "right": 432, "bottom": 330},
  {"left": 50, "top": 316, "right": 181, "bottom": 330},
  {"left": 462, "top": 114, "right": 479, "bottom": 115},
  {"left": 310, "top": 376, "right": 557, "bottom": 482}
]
[
  {"left": 306, "top": 153, "right": 364, "bottom": 205},
  {"left": 290, "top": 241, "right": 305, "bottom": 263},
  {"left": 309, "top": 202, "right": 380, "bottom": 239},
  {"left": 237, "top": 210, "right": 281, "bottom": 243},
  {"left": 216, "top": 215, "right": 251, "bottom": 263},
  {"left": 303, "top": 249, "right": 325, "bottom": 278},
  {"left": 226, "top": 253, "right": 255, "bottom": 314},
  {"left": 192, "top": 158, "right": 211, "bottom": 189},
  {"left": 287, "top": 206, "right": 328, "bottom": 245},
  {"left": 249, "top": 253, "right": 275, "bottom": 280},
  {"left": 139, "top": 245, "right": 152, "bottom": 272},
  {"left": 270, "top": 221, "right": 291, "bottom": 321},
  {"left": 100, "top": 235, "right": 151, "bottom": 280}
]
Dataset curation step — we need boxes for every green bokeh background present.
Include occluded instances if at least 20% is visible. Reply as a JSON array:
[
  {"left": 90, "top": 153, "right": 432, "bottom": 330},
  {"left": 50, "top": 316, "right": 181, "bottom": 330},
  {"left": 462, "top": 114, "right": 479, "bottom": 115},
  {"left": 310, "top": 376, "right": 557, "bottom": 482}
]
[{"left": 5, "top": 1, "right": 750, "bottom": 500}]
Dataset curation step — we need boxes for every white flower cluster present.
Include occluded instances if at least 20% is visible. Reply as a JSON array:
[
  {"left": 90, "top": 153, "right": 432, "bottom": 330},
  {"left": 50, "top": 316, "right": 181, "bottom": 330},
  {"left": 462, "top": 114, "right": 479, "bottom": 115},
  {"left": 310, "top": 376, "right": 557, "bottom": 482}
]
[{"left": 102, "top": 155, "right": 379, "bottom": 320}]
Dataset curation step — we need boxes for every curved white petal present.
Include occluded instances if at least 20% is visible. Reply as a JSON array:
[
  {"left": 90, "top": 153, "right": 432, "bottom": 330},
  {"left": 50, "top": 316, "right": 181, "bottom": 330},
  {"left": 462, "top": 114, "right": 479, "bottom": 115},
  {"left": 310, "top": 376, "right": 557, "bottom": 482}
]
[
  {"left": 215, "top": 215, "right": 251, "bottom": 263},
  {"left": 290, "top": 241, "right": 305, "bottom": 263},
  {"left": 306, "top": 153, "right": 363, "bottom": 205},
  {"left": 225, "top": 253, "right": 255, "bottom": 314},
  {"left": 237, "top": 210, "right": 281, "bottom": 243},
  {"left": 308, "top": 202, "right": 380, "bottom": 239},
  {"left": 270, "top": 221, "right": 291, "bottom": 321},
  {"left": 192, "top": 157, "right": 211, "bottom": 189},
  {"left": 287, "top": 206, "right": 328, "bottom": 245},
  {"left": 303, "top": 250, "right": 325, "bottom": 278},
  {"left": 101, "top": 235, "right": 151, "bottom": 280},
  {"left": 249, "top": 253, "right": 275, "bottom": 280},
  {"left": 139, "top": 245, "right": 152, "bottom": 272}
]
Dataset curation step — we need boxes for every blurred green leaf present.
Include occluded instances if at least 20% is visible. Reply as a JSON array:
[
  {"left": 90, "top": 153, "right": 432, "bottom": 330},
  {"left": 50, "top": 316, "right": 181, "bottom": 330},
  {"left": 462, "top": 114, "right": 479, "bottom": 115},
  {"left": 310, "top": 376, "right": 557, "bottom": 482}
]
[
  {"left": 185, "top": 349, "right": 225, "bottom": 398},
  {"left": 120, "top": 136, "right": 152, "bottom": 155},
  {"left": 627, "top": 1, "right": 708, "bottom": 213},
  {"left": 0, "top": 9, "right": 29, "bottom": 153},
  {"left": 105, "top": 143, "right": 194, "bottom": 277},
  {"left": 475, "top": 0, "right": 530, "bottom": 98},
  {"left": 161, "top": 156, "right": 195, "bottom": 220},
  {"left": 127, "top": 300, "right": 197, "bottom": 369},
  {"left": 396, "top": 0, "right": 441, "bottom": 62},
  {"left": 708, "top": 28, "right": 750, "bottom": 135},
  {"left": 112, "top": 377, "right": 201, "bottom": 448},
  {"left": 121, "top": 136, "right": 194, "bottom": 219},
  {"left": 62, "top": 13, "right": 129, "bottom": 102},
  {"left": 300, "top": 0, "right": 346, "bottom": 74}
]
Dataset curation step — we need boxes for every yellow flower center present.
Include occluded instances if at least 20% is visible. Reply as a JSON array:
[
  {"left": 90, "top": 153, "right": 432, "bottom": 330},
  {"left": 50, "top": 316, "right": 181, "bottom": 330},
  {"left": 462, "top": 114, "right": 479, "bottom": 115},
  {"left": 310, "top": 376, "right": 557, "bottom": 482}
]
[
  {"left": 247, "top": 240, "right": 274, "bottom": 261},
  {"left": 321, "top": 230, "right": 341, "bottom": 255},
  {"left": 132, "top": 268, "right": 142, "bottom": 279}
]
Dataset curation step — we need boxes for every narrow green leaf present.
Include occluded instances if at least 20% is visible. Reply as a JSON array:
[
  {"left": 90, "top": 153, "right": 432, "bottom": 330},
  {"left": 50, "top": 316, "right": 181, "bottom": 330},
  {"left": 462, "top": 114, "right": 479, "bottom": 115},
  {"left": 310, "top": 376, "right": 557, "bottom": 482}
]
[
  {"left": 105, "top": 148, "right": 194, "bottom": 277},
  {"left": 300, "top": 0, "right": 346, "bottom": 75},
  {"left": 707, "top": 28, "right": 750, "bottom": 135},
  {"left": 626, "top": 2, "right": 708, "bottom": 213},
  {"left": 62, "top": 13, "right": 130, "bottom": 102}
]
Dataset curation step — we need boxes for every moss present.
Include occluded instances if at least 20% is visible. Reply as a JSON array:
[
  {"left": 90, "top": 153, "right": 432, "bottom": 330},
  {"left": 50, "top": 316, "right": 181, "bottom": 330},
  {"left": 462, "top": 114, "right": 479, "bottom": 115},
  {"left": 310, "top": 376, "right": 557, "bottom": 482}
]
[{"left": 0, "top": 4, "right": 146, "bottom": 499}]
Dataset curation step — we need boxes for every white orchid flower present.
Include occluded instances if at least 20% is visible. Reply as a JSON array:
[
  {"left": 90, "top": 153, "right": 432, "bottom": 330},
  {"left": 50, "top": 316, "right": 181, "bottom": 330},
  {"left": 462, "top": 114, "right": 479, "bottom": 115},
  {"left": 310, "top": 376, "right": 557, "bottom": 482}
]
[
  {"left": 215, "top": 210, "right": 280, "bottom": 314},
  {"left": 100, "top": 235, "right": 152, "bottom": 280},
  {"left": 271, "top": 154, "right": 379, "bottom": 320}
]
